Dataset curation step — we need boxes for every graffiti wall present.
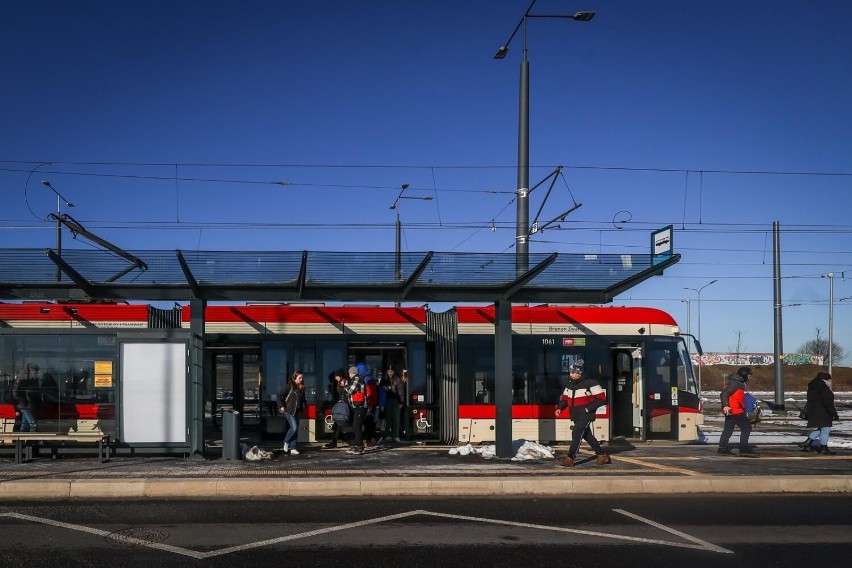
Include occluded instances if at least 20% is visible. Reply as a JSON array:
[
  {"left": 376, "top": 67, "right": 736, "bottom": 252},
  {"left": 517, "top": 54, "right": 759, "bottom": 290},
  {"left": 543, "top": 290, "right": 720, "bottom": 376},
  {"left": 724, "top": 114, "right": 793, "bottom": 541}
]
[{"left": 689, "top": 353, "right": 824, "bottom": 366}]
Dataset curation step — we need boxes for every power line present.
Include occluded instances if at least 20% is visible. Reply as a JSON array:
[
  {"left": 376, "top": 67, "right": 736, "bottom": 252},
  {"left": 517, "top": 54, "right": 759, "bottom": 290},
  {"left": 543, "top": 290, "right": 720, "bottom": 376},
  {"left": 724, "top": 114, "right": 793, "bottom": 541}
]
[{"left": 4, "top": 159, "right": 852, "bottom": 177}]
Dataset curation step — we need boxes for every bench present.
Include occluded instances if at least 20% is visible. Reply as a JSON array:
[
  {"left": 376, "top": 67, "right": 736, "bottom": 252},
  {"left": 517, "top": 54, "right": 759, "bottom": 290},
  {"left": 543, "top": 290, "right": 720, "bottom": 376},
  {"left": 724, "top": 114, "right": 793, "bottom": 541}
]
[{"left": 0, "top": 433, "right": 111, "bottom": 464}]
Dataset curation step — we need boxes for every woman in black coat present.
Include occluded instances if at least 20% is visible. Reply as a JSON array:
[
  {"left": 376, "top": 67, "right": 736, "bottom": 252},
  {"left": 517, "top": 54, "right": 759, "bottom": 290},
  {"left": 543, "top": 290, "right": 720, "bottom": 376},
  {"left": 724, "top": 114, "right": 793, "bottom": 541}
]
[{"left": 799, "top": 372, "right": 840, "bottom": 455}]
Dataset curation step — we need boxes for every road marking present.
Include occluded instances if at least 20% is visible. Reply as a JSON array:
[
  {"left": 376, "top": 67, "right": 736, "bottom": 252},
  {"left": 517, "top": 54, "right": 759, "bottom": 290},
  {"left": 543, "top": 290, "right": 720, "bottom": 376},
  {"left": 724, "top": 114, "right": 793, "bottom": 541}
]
[
  {"left": 613, "top": 509, "right": 733, "bottom": 554},
  {"left": 0, "top": 512, "right": 207, "bottom": 560},
  {"left": 205, "top": 510, "right": 423, "bottom": 557},
  {"left": 422, "top": 510, "right": 732, "bottom": 554},
  {"left": 0, "top": 507, "right": 732, "bottom": 558},
  {"left": 611, "top": 455, "right": 702, "bottom": 476}
]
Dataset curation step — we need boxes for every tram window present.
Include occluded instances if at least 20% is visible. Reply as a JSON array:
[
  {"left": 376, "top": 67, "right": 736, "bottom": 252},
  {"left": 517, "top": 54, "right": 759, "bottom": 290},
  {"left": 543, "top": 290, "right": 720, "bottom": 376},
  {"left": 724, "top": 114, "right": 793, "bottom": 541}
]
[
  {"left": 293, "top": 347, "right": 317, "bottom": 403},
  {"left": 0, "top": 334, "right": 117, "bottom": 437},
  {"left": 647, "top": 339, "right": 698, "bottom": 395}
]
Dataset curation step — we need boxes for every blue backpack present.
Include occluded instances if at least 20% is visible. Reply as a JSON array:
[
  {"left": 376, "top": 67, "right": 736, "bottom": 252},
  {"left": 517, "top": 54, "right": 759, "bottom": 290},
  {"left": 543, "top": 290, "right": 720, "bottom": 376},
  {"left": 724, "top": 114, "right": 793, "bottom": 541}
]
[{"left": 744, "top": 392, "right": 761, "bottom": 424}]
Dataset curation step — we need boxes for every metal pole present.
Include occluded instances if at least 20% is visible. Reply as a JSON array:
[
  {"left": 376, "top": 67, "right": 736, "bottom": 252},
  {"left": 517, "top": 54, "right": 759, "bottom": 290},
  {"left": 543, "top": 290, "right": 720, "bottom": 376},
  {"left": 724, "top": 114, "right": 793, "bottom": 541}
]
[
  {"left": 56, "top": 194, "right": 62, "bottom": 282},
  {"left": 827, "top": 272, "right": 834, "bottom": 374},
  {"left": 394, "top": 209, "right": 402, "bottom": 308},
  {"left": 395, "top": 209, "right": 401, "bottom": 281},
  {"left": 697, "top": 290, "right": 702, "bottom": 392},
  {"left": 516, "top": 41, "right": 530, "bottom": 277},
  {"left": 772, "top": 221, "right": 785, "bottom": 410}
]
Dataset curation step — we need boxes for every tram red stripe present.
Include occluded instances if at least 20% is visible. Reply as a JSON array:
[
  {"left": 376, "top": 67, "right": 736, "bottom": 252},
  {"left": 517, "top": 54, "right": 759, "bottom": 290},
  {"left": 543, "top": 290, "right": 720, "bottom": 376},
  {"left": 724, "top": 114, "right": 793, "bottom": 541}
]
[{"left": 458, "top": 404, "right": 611, "bottom": 419}]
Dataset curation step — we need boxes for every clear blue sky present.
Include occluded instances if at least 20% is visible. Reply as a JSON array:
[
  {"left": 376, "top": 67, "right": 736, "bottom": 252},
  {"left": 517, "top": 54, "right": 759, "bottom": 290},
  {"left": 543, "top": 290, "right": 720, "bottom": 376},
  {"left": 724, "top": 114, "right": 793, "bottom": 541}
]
[{"left": 2, "top": 1, "right": 852, "bottom": 360}]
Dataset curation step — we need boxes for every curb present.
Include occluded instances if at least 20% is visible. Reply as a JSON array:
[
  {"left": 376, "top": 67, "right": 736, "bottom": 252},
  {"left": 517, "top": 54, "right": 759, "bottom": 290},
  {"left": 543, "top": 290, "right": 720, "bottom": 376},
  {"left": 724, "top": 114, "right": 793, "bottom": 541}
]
[{"left": 0, "top": 475, "right": 851, "bottom": 500}]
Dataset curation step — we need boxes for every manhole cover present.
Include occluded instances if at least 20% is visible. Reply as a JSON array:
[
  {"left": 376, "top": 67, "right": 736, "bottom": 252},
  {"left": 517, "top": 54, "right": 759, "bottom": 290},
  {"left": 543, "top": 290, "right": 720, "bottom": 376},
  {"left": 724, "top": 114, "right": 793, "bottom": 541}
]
[{"left": 106, "top": 527, "right": 171, "bottom": 547}]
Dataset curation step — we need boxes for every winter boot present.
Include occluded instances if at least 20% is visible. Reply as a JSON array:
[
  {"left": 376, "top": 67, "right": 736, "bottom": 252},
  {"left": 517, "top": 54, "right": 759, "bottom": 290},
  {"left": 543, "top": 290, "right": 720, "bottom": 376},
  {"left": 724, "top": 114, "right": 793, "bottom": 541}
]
[
  {"left": 717, "top": 446, "right": 735, "bottom": 456},
  {"left": 738, "top": 447, "right": 759, "bottom": 458},
  {"left": 560, "top": 456, "right": 575, "bottom": 468},
  {"left": 595, "top": 454, "right": 612, "bottom": 465},
  {"left": 797, "top": 438, "right": 814, "bottom": 452},
  {"left": 820, "top": 446, "right": 837, "bottom": 455}
]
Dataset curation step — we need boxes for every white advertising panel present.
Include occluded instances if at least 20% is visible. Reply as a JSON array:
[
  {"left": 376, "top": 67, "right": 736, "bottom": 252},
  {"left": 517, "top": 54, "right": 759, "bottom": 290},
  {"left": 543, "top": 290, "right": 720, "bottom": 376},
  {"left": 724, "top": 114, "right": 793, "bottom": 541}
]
[{"left": 121, "top": 342, "right": 187, "bottom": 443}]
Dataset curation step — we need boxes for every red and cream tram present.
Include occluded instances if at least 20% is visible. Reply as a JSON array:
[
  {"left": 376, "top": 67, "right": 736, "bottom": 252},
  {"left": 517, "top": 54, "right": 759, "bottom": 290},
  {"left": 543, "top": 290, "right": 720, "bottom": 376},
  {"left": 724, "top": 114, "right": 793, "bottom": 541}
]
[{"left": 0, "top": 302, "right": 702, "bottom": 444}]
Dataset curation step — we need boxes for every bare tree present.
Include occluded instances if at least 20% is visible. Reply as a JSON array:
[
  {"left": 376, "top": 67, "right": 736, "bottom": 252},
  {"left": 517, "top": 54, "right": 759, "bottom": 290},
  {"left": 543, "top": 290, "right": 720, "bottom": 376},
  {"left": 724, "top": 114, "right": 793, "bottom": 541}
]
[
  {"left": 728, "top": 329, "right": 748, "bottom": 360},
  {"left": 798, "top": 327, "right": 845, "bottom": 364}
]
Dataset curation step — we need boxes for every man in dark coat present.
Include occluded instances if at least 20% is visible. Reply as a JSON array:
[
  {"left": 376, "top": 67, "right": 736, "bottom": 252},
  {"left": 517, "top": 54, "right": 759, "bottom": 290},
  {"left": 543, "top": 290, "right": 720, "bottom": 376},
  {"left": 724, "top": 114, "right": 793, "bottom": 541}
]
[
  {"left": 555, "top": 362, "right": 611, "bottom": 467},
  {"left": 718, "top": 366, "right": 757, "bottom": 457},
  {"left": 799, "top": 372, "right": 840, "bottom": 455}
]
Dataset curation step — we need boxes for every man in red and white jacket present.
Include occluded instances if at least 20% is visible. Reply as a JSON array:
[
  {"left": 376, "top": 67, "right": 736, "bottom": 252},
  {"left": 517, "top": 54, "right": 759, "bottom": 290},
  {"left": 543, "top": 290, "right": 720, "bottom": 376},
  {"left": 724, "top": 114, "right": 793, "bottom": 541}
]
[{"left": 555, "top": 363, "right": 611, "bottom": 468}]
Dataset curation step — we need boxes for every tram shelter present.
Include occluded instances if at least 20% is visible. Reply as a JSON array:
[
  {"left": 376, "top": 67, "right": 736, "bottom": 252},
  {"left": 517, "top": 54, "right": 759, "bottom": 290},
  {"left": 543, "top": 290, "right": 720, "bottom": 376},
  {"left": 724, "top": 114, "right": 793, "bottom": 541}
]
[{"left": 0, "top": 245, "right": 679, "bottom": 458}]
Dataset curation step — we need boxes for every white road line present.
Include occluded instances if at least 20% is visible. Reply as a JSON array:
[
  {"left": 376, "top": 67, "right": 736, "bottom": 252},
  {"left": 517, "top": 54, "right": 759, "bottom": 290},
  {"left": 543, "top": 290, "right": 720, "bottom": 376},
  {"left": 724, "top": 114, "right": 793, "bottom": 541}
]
[
  {"left": 0, "top": 507, "right": 732, "bottom": 558},
  {"left": 0, "top": 512, "right": 206, "bottom": 560},
  {"left": 420, "top": 510, "right": 732, "bottom": 553},
  {"left": 613, "top": 509, "right": 733, "bottom": 554},
  {"left": 201, "top": 510, "right": 425, "bottom": 558}
]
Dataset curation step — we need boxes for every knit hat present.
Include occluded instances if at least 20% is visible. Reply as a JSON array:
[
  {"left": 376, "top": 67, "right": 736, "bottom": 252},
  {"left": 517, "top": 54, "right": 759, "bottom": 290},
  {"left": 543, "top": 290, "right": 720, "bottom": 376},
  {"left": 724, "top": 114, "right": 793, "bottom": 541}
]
[
  {"left": 348, "top": 366, "right": 358, "bottom": 375},
  {"left": 817, "top": 372, "right": 832, "bottom": 382},
  {"left": 569, "top": 363, "right": 583, "bottom": 374},
  {"left": 736, "top": 366, "right": 753, "bottom": 381}
]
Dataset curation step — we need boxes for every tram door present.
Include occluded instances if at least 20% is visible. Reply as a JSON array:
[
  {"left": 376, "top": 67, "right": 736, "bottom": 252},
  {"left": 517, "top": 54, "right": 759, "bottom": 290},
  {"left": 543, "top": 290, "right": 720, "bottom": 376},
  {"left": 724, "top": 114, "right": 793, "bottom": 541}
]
[
  {"left": 348, "top": 343, "right": 414, "bottom": 432},
  {"left": 644, "top": 343, "right": 679, "bottom": 440},
  {"left": 212, "top": 350, "right": 262, "bottom": 431},
  {"left": 610, "top": 345, "right": 642, "bottom": 439}
]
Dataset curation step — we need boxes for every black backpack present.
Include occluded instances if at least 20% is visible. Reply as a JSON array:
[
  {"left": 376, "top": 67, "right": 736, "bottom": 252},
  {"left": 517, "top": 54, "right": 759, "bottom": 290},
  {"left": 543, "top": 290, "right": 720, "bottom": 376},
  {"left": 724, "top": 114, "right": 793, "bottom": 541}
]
[{"left": 332, "top": 400, "right": 351, "bottom": 425}]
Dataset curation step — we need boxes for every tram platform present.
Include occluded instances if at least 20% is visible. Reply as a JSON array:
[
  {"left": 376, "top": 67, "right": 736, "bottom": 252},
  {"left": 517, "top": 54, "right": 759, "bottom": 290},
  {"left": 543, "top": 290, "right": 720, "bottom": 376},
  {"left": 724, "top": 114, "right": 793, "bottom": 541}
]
[{"left": 0, "top": 436, "right": 850, "bottom": 500}]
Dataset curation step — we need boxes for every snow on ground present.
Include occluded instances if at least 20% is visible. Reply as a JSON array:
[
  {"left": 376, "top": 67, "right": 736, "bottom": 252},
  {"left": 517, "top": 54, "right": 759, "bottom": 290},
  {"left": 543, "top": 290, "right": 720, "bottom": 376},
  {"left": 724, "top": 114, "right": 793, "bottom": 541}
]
[
  {"left": 702, "top": 408, "right": 852, "bottom": 448},
  {"left": 449, "top": 410, "right": 852, "bottom": 460},
  {"left": 449, "top": 440, "right": 555, "bottom": 460}
]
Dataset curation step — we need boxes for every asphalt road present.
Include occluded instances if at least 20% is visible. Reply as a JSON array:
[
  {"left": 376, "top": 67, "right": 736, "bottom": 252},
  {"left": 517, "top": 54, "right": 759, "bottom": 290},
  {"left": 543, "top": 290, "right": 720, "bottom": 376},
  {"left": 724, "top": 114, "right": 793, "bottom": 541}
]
[{"left": 1, "top": 496, "right": 850, "bottom": 567}]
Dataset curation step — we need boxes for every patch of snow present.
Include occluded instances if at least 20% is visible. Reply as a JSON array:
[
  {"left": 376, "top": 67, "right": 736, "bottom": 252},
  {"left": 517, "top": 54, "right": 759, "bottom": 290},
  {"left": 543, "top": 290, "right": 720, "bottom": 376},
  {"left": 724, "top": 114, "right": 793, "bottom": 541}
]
[{"left": 449, "top": 439, "right": 556, "bottom": 461}]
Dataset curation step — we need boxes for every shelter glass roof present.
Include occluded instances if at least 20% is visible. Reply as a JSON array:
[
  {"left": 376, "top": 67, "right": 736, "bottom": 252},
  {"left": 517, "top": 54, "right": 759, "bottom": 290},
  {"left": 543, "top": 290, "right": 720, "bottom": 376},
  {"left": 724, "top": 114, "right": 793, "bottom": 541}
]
[{"left": 0, "top": 248, "right": 679, "bottom": 304}]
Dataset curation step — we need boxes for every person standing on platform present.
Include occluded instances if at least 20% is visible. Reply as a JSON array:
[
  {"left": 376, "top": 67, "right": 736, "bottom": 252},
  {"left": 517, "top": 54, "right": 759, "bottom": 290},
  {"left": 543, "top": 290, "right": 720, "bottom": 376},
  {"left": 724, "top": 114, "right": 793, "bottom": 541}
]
[
  {"left": 345, "top": 366, "right": 367, "bottom": 455},
  {"left": 383, "top": 367, "right": 404, "bottom": 443},
  {"left": 325, "top": 370, "right": 349, "bottom": 449}
]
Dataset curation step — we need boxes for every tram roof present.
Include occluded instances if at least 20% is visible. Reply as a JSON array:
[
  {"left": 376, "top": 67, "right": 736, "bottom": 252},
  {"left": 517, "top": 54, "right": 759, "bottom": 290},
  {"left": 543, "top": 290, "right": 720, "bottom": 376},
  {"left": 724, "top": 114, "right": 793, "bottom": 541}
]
[{"left": 0, "top": 248, "right": 679, "bottom": 304}]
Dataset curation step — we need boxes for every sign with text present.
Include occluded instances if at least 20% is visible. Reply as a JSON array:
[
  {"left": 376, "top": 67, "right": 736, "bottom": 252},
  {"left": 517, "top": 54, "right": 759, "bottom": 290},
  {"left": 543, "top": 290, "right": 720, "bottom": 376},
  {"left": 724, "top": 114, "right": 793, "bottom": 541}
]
[{"left": 651, "top": 225, "right": 673, "bottom": 265}]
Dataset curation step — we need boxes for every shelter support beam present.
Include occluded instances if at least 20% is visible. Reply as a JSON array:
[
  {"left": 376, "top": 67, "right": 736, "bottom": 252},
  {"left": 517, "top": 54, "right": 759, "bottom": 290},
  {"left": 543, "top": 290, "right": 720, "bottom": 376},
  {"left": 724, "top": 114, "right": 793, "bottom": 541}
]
[
  {"left": 46, "top": 249, "right": 101, "bottom": 299},
  {"left": 189, "top": 299, "right": 206, "bottom": 456},
  {"left": 494, "top": 300, "right": 513, "bottom": 458},
  {"left": 503, "top": 252, "right": 557, "bottom": 300},
  {"left": 175, "top": 250, "right": 202, "bottom": 299},
  {"left": 400, "top": 251, "right": 434, "bottom": 301}
]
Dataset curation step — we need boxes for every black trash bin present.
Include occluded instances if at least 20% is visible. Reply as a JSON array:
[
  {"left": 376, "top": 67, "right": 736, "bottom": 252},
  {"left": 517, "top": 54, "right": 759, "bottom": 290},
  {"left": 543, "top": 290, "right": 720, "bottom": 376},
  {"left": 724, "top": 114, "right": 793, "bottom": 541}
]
[{"left": 222, "top": 409, "right": 241, "bottom": 460}]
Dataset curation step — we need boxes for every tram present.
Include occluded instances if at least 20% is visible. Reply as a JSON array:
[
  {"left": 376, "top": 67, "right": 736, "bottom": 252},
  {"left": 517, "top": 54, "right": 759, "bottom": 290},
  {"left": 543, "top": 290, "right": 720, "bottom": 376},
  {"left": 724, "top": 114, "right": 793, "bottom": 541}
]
[{"left": 0, "top": 302, "right": 703, "bottom": 444}]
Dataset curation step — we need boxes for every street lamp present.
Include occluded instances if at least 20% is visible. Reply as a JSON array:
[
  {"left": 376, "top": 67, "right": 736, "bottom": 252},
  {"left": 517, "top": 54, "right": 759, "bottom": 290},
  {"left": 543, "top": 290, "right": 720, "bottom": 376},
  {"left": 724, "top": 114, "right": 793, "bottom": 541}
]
[
  {"left": 389, "top": 184, "right": 432, "bottom": 287},
  {"left": 680, "top": 298, "right": 691, "bottom": 337},
  {"left": 684, "top": 279, "right": 717, "bottom": 393},
  {"left": 41, "top": 180, "right": 75, "bottom": 282},
  {"left": 494, "top": 1, "right": 594, "bottom": 276}
]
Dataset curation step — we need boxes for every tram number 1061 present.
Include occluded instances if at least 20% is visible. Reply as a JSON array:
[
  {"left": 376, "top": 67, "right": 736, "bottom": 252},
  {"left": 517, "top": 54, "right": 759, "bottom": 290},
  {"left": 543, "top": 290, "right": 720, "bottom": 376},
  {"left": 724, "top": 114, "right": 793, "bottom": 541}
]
[{"left": 541, "top": 338, "right": 556, "bottom": 346}]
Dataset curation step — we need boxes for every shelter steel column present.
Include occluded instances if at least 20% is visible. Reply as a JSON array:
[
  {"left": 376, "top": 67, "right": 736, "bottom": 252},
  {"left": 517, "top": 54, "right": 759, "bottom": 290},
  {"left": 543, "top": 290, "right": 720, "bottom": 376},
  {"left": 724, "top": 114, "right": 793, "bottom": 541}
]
[
  {"left": 189, "top": 299, "right": 206, "bottom": 456},
  {"left": 494, "top": 300, "right": 513, "bottom": 458}
]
